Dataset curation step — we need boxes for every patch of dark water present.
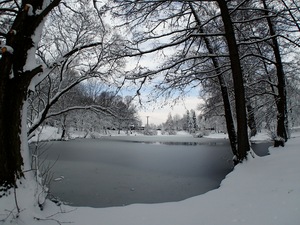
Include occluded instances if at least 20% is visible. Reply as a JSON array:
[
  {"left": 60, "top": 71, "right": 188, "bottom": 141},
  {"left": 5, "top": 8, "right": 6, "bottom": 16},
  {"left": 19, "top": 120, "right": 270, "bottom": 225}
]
[
  {"left": 251, "top": 141, "right": 271, "bottom": 156},
  {"left": 115, "top": 140, "right": 271, "bottom": 156},
  {"left": 120, "top": 140, "right": 225, "bottom": 146}
]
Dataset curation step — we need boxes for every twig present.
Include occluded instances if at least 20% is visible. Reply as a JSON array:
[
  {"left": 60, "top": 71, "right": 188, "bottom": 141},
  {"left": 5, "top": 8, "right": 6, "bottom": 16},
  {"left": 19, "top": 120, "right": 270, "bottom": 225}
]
[
  {"left": 34, "top": 216, "right": 73, "bottom": 225},
  {"left": 34, "top": 208, "right": 76, "bottom": 225},
  {"left": 13, "top": 186, "right": 20, "bottom": 214},
  {"left": 1, "top": 208, "right": 24, "bottom": 223},
  {"left": 0, "top": 209, "right": 15, "bottom": 222},
  {"left": 46, "top": 207, "right": 77, "bottom": 219}
]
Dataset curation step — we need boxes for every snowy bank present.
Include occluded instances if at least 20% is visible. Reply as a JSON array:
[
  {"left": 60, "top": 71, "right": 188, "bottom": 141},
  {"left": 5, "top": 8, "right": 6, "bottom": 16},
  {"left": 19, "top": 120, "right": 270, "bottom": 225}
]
[{"left": 1, "top": 135, "right": 300, "bottom": 225}]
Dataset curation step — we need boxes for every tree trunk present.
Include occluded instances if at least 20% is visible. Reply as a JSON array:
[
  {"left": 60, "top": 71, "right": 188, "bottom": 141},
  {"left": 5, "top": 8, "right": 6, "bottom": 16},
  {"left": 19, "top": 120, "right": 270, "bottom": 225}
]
[
  {"left": 217, "top": 0, "right": 250, "bottom": 162},
  {"left": 262, "top": 0, "right": 288, "bottom": 146},
  {"left": 0, "top": 65, "right": 28, "bottom": 187},
  {"left": 189, "top": 2, "right": 238, "bottom": 157},
  {"left": 221, "top": 78, "right": 238, "bottom": 156},
  {"left": 60, "top": 115, "right": 67, "bottom": 140},
  {"left": 246, "top": 98, "right": 257, "bottom": 138},
  {"left": 0, "top": 0, "right": 59, "bottom": 187}
]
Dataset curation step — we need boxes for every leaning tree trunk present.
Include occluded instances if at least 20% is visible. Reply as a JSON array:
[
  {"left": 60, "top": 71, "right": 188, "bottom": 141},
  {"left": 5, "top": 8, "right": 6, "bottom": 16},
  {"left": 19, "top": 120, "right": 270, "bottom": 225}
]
[
  {"left": 262, "top": 0, "right": 288, "bottom": 146},
  {"left": 217, "top": 0, "right": 250, "bottom": 162},
  {"left": 0, "top": 0, "right": 60, "bottom": 187},
  {"left": 189, "top": 3, "right": 238, "bottom": 157},
  {"left": 207, "top": 49, "right": 238, "bottom": 157}
]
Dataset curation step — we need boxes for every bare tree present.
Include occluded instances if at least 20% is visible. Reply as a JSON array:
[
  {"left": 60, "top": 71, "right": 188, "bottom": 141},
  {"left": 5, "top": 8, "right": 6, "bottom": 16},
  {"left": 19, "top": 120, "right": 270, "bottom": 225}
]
[
  {"left": 0, "top": 0, "right": 117, "bottom": 188},
  {"left": 27, "top": 3, "right": 126, "bottom": 138},
  {"left": 106, "top": 0, "right": 250, "bottom": 162},
  {"left": 261, "top": 0, "right": 288, "bottom": 146},
  {"left": 189, "top": 2, "right": 237, "bottom": 155},
  {"left": 232, "top": 0, "right": 299, "bottom": 145}
]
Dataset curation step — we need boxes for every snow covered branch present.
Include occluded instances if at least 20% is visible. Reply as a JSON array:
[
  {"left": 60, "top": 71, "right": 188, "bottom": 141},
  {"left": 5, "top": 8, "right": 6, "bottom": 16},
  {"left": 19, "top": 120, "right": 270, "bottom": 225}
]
[{"left": 28, "top": 75, "right": 90, "bottom": 136}]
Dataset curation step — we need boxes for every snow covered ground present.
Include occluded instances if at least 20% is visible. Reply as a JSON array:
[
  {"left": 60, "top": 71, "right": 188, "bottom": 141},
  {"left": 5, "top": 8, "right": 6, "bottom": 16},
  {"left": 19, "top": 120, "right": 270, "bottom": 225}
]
[{"left": 1, "top": 129, "right": 300, "bottom": 225}]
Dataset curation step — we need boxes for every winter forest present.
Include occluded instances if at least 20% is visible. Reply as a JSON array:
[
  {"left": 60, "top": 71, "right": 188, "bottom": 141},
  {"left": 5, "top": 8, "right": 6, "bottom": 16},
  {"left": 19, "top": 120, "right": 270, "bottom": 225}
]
[{"left": 0, "top": 0, "right": 300, "bottom": 223}]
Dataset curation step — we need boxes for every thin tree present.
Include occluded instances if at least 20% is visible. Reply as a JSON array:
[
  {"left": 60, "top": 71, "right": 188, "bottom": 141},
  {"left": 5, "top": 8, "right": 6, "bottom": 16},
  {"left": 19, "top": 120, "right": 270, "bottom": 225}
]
[
  {"left": 262, "top": 0, "right": 288, "bottom": 146},
  {"left": 189, "top": 2, "right": 238, "bottom": 155}
]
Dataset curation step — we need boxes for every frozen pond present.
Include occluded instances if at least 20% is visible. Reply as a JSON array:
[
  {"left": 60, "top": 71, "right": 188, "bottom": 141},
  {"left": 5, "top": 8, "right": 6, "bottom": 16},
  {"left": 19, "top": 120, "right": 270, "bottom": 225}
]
[{"left": 33, "top": 135, "right": 270, "bottom": 208}]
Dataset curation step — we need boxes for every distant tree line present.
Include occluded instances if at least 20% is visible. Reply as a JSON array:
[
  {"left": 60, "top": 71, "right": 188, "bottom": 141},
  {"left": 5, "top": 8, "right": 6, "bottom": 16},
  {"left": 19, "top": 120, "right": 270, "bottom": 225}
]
[{"left": 28, "top": 79, "right": 141, "bottom": 140}]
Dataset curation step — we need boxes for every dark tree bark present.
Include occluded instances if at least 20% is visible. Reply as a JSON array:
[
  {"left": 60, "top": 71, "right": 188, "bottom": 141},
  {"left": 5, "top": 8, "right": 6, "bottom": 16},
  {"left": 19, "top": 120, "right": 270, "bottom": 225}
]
[
  {"left": 0, "top": 63, "right": 29, "bottom": 187},
  {"left": 220, "top": 75, "right": 238, "bottom": 156},
  {"left": 60, "top": 115, "right": 67, "bottom": 140},
  {"left": 262, "top": 0, "right": 288, "bottom": 146},
  {"left": 217, "top": 0, "right": 250, "bottom": 162},
  {"left": 246, "top": 97, "right": 257, "bottom": 138},
  {"left": 189, "top": 3, "right": 238, "bottom": 157},
  {"left": 0, "top": 0, "right": 60, "bottom": 187}
]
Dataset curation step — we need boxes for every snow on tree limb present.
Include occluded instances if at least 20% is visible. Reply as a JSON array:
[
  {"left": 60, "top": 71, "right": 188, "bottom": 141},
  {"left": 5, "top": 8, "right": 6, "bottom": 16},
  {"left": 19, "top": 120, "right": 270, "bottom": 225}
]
[
  {"left": 29, "top": 42, "right": 103, "bottom": 92},
  {"left": 45, "top": 104, "right": 119, "bottom": 120},
  {"left": 1, "top": 45, "right": 14, "bottom": 54},
  {"left": 28, "top": 74, "right": 91, "bottom": 136}
]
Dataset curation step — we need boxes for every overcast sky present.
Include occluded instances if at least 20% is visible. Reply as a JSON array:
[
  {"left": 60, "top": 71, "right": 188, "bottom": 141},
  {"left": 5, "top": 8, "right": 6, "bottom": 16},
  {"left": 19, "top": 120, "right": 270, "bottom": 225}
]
[
  {"left": 121, "top": 31, "right": 203, "bottom": 126},
  {"left": 138, "top": 95, "right": 202, "bottom": 126}
]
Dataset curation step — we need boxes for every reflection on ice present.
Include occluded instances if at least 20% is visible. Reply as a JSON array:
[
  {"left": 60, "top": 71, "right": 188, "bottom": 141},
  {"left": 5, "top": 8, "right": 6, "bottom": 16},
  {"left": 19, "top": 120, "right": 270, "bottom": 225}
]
[{"left": 127, "top": 141, "right": 223, "bottom": 146}]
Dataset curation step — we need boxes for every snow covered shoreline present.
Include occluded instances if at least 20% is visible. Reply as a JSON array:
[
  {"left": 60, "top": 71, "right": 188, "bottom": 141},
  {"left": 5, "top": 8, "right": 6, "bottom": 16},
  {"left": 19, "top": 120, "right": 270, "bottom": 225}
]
[{"left": 1, "top": 132, "right": 300, "bottom": 225}]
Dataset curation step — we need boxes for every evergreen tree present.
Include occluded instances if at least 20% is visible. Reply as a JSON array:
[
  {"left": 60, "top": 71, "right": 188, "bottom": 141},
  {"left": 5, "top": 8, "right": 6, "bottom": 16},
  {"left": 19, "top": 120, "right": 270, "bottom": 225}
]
[{"left": 191, "top": 110, "right": 197, "bottom": 133}]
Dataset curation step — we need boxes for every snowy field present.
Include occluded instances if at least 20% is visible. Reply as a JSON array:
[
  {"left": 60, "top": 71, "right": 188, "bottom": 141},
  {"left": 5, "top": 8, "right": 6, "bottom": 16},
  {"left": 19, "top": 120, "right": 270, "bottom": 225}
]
[{"left": 1, "top": 128, "right": 300, "bottom": 225}]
